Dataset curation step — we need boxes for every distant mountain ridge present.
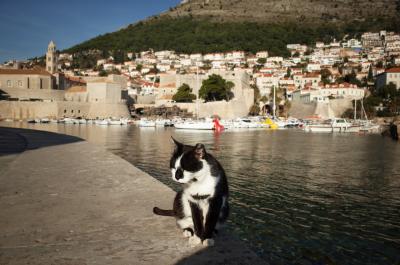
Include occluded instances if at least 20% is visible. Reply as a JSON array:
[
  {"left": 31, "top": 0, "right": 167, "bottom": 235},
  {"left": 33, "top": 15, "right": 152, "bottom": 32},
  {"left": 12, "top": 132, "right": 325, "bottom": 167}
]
[
  {"left": 160, "top": 0, "right": 399, "bottom": 24},
  {"left": 65, "top": 0, "right": 400, "bottom": 57}
]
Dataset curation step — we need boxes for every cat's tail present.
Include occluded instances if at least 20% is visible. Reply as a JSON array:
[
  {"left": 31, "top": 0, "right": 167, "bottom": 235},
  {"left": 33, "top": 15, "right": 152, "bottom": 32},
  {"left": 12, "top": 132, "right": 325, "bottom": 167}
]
[{"left": 153, "top": 207, "right": 175, "bottom": 217}]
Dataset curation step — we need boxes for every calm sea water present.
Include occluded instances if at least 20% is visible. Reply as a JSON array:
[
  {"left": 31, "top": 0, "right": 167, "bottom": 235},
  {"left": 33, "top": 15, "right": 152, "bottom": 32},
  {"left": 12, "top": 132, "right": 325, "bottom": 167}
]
[{"left": 4, "top": 123, "right": 400, "bottom": 265}]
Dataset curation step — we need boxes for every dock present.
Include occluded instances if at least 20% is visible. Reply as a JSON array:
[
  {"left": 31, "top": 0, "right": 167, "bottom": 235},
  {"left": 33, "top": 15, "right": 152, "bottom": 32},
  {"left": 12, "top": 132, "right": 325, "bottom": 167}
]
[{"left": 0, "top": 127, "right": 265, "bottom": 265}]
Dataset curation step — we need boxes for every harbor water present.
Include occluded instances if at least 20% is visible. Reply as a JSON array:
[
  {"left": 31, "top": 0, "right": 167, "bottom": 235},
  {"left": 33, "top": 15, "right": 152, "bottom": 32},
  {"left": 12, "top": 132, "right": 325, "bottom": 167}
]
[{"left": 3, "top": 122, "right": 400, "bottom": 265}]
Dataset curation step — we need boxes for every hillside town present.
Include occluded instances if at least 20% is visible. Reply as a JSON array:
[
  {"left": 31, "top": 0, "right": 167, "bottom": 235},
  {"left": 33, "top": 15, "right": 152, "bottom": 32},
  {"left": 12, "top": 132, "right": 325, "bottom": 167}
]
[{"left": 1, "top": 30, "right": 400, "bottom": 121}]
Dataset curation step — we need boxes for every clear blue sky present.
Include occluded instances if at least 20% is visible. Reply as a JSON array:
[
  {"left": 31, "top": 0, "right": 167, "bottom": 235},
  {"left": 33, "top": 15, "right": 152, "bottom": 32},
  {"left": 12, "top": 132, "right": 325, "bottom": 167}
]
[{"left": 0, "top": 0, "right": 181, "bottom": 63}]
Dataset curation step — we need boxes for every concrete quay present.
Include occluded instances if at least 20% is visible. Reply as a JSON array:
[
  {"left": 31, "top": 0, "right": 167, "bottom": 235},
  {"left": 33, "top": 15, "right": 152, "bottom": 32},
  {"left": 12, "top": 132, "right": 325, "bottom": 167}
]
[{"left": 0, "top": 127, "right": 265, "bottom": 265}]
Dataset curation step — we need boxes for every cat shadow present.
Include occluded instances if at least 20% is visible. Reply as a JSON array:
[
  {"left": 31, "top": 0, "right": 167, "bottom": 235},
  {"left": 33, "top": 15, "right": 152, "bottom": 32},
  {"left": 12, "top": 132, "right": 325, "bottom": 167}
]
[{"left": 174, "top": 230, "right": 266, "bottom": 265}]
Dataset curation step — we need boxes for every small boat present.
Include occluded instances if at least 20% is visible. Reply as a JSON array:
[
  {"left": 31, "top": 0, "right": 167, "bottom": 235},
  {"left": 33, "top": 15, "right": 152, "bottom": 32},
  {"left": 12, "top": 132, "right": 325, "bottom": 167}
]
[
  {"left": 40, "top": 118, "right": 50, "bottom": 123},
  {"left": 139, "top": 118, "right": 156, "bottom": 127},
  {"left": 109, "top": 118, "right": 128, "bottom": 125},
  {"left": 77, "top": 118, "right": 87, "bottom": 124},
  {"left": 61, "top": 118, "right": 75, "bottom": 124},
  {"left": 155, "top": 119, "right": 173, "bottom": 127},
  {"left": 27, "top": 119, "right": 39, "bottom": 124},
  {"left": 304, "top": 118, "right": 361, "bottom": 133},
  {"left": 95, "top": 119, "right": 110, "bottom": 125},
  {"left": 174, "top": 119, "right": 215, "bottom": 130}
]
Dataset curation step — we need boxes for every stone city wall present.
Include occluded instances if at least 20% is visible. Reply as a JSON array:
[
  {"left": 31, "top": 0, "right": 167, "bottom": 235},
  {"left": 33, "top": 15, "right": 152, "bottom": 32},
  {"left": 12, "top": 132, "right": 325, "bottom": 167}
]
[
  {"left": 288, "top": 98, "right": 353, "bottom": 119},
  {"left": 0, "top": 101, "right": 130, "bottom": 120},
  {"left": 2, "top": 87, "right": 64, "bottom": 101}
]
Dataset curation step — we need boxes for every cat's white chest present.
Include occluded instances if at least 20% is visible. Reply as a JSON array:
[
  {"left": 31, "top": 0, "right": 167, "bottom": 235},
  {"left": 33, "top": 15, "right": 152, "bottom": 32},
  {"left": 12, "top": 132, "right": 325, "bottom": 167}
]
[{"left": 194, "top": 162, "right": 216, "bottom": 194}]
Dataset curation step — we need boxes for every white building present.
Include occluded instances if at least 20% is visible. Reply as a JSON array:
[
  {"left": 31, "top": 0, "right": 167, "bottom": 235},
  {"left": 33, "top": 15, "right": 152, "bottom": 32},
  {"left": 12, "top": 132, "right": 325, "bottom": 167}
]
[
  {"left": 376, "top": 68, "right": 400, "bottom": 90},
  {"left": 256, "top": 51, "right": 269, "bottom": 58},
  {"left": 256, "top": 74, "right": 280, "bottom": 96}
]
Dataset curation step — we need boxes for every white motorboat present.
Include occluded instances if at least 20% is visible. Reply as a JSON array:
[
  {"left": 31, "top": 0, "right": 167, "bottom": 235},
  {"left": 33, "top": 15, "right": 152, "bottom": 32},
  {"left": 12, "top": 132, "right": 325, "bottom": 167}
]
[
  {"left": 155, "top": 119, "right": 172, "bottom": 127},
  {"left": 109, "top": 118, "right": 128, "bottom": 125},
  {"left": 62, "top": 118, "right": 74, "bottom": 124},
  {"left": 77, "top": 119, "right": 87, "bottom": 124},
  {"left": 174, "top": 119, "right": 215, "bottom": 130},
  {"left": 139, "top": 118, "right": 156, "bottom": 127},
  {"left": 96, "top": 119, "right": 110, "bottom": 125}
]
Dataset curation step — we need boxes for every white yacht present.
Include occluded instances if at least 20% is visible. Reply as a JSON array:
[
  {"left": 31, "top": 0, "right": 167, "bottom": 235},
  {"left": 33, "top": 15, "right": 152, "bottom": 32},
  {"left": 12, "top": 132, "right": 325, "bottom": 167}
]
[
  {"left": 174, "top": 119, "right": 215, "bottom": 130},
  {"left": 304, "top": 118, "right": 361, "bottom": 133}
]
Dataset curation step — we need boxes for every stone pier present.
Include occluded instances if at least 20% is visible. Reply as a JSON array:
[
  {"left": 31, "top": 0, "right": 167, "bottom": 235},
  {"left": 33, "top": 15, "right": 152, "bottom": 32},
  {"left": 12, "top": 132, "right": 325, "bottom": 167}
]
[{"left": 0, "top": 127, "right": 265, "bottom": 265}]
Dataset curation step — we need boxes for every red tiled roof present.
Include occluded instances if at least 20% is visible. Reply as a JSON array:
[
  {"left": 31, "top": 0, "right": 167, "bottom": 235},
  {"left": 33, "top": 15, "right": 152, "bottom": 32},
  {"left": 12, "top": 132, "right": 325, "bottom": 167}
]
[
  {"left": 304, "top": 73, "right": 321, "bottom": 78},
  {"left": 386, "top": 67, "right": 400, "bottom": 73},
  {"left": 65, "top": 75, "right": 87, "bottom": 84},
  {"left": 322, "top": 82, "right": 359, "bottom": 89}
]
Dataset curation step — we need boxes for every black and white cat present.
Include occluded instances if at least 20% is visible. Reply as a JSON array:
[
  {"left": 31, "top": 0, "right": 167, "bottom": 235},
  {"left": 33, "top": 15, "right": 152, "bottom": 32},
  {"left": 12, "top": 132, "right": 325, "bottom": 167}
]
[{"left": 153, "top": 138, "right": 229, "bottom": 246}]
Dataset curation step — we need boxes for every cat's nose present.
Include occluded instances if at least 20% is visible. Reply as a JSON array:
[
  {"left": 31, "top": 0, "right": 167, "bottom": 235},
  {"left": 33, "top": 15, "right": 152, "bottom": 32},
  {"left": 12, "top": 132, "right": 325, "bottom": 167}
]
[{"left": 175, "top": 168, "right": 183, "bottom": 180}]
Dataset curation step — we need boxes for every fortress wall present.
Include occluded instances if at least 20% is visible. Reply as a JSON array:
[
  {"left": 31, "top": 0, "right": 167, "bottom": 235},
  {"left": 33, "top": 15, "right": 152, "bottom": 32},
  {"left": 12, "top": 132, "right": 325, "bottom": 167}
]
[
  {"left": 288, "top": 101, "right": 317, "bottom": 119},
  {"left": 2, "top": 87, "right": 65, "bottom": 101},
  {"left": 0, "top": 101, "right": 130, "bottom": 120},
  {"left": 0, "top": 101, "right": 59, "bottom": 120},
  {"left": 329, "top": 98, "right": 353, "bottom": 117},
  {"left": 87, "top": 103, "right": 130, "bottom": 119}
]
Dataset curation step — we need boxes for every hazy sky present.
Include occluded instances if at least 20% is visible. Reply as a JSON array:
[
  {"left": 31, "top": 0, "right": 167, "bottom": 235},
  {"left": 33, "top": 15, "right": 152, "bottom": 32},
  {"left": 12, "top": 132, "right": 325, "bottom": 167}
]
[{"left": 0, "top": 0, "right": 181, "bottom": 63}]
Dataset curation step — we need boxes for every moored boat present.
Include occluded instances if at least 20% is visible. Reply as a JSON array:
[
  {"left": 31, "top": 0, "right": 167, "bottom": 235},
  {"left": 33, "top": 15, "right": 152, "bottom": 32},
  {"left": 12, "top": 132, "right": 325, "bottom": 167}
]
[
  {"left": 138, "top": 118, "right": 156, "bottom": 127},
  {"left": 174, "top": 119, "right": 215, "bottom": 130}
]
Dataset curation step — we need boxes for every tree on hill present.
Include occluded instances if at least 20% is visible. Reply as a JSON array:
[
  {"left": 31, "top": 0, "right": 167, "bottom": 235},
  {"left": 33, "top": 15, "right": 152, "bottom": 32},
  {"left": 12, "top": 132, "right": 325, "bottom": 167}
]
[
  {"left": 172, "top": 83, "right": 196, "bottom": 102},
  {"left": 321, "top": 68, "right": 332, "bottom": 84},
  {"left": 285, "top": 68, "right": 292, "bottom": 78},
  {"left": 199, "top": 74, "right": 234, "bottom": 102},
  {"left": 367, "top": 65, "right": 374, "bottom": 82},
  {"left": 257, "top": 58, "right": 266, "bottom": 65}
]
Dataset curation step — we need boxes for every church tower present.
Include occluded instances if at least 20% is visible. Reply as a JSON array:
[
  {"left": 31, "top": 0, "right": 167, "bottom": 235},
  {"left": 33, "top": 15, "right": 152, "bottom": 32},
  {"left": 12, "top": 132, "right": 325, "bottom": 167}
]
[{"left": 46, "top": 40, "right": 57, "bottom": 74}]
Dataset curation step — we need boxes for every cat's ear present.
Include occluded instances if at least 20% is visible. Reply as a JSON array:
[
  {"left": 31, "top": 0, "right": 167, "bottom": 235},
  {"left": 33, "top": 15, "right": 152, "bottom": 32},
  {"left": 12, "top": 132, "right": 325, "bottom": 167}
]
[
  {"left": 171, "top": 137, "right": 184, "bottom": 154},
  {"left": 194, "top": 143, "right": 206, "bottom": 160}
]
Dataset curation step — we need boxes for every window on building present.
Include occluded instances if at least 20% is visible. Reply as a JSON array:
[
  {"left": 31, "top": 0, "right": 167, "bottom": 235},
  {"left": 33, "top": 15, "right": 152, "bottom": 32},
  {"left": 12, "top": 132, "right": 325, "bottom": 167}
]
[
  {"left": 27, "top": 77, "right": 30, "bottom": 89},
  {"left": 48, "top": 67, "right": 51, "bottom": 71},
  {"left": 7, "top": 80, "right": 11, "bottom": 87},
  {"left": 40, "top": 79, "right": 43, "bottom": 89},
  {"left": 64, "top": 109, "right": 67, "bottom": 113},
  {"left": 18, "top": 80, "right": 22, "bottom": 87},
  {"left": 71, "top": 110, "right": 74, "bottom": 113},
  {"left": 48, "top": 57, "right": 51, "bottom": 62}
]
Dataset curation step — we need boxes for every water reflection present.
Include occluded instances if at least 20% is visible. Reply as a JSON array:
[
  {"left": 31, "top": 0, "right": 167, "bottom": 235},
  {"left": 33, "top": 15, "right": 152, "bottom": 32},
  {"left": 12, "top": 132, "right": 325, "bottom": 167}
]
[{"left": 2, "top": 122, "right": 400, "bottom": 265}]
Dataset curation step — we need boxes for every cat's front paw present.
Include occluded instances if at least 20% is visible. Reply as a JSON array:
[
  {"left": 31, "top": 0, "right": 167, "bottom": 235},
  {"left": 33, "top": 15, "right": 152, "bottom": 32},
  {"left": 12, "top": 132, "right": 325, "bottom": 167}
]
[
  {"left": 202, "top": 238, "right": 215, "bottom": 247},
  {"left": 188, "top": 235, "right": 202, "bottom": 247}
]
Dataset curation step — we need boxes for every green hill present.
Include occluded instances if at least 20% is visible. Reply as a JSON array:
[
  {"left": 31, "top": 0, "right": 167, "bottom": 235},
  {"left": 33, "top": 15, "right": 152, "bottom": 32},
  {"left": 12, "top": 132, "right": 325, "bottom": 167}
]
[{"left": 65, "top": 16, "right": 399, "bottom": 57}]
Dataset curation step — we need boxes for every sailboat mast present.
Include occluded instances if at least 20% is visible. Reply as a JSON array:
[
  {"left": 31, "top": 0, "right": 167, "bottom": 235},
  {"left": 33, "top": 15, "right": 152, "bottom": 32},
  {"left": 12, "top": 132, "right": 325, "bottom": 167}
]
[
  {"left": 354, "top": 99, "right": 357, "bottom": 121},
  {"left": 196, "top": 65, "right": 199, "bottom": 119},
  {"left": 273, "top": 86, "right": 276, "bottom": 118}
]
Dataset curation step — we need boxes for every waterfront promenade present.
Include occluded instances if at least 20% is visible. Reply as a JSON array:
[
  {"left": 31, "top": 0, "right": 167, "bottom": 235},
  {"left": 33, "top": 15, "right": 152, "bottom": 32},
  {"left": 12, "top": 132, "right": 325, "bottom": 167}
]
[{"left": 0, "top": 127, "right": 264, "bottom": 265}]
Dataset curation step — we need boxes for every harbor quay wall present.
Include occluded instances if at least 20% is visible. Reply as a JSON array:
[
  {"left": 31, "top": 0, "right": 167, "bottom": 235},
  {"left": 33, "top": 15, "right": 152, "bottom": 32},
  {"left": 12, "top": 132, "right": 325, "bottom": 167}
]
[
  {"left": 0, "top": 101, "right": 130, "bottom": 120},
  {"left": 0, "top": 127, "right": 265, "bottom": 265}
]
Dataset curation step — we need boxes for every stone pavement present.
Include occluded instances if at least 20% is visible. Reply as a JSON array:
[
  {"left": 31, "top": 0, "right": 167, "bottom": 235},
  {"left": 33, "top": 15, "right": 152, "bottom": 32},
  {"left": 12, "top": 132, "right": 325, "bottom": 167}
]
[{"left": 0, "top": 127, "right": 266, "bottom": 265}]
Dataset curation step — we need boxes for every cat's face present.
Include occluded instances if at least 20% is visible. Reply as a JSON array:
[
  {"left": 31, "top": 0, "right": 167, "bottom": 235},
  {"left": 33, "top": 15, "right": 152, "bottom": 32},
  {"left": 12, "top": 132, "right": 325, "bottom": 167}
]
[{"left": 170, "top": 138, "right": 206, "bottom": 184}]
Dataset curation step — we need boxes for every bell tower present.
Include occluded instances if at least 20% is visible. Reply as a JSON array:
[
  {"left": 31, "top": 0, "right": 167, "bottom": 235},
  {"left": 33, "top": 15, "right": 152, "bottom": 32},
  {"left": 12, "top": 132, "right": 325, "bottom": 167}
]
[{"left": 46, "top": 40, "right": 57, "bottom": 74}]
